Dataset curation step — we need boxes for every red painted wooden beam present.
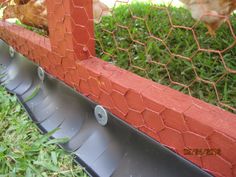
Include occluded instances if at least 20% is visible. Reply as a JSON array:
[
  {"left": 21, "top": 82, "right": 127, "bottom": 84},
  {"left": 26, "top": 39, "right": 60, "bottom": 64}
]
[{"left": 0, "top": 0, "right": 235, "bottom": 176}]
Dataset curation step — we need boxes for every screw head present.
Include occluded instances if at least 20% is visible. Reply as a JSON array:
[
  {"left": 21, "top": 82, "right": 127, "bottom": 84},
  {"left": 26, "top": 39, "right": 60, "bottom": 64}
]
[
  {"left": 94, "top": 105, "right": 108, "bottom": 126},
  {"left": 83, "top": 47, "right": 88, "bottom": 52},
  {"left": 9, "top": 46, "right": 15, "bottom": 58},
  {"left": 37, "top": 67, "right": 45, "bottom": 81}
]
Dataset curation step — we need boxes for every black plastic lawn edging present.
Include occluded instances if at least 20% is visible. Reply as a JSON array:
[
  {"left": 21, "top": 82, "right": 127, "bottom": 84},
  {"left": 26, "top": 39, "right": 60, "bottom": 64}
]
[{"left": 0, "top": 40, "right": 212, "bottom": 177}]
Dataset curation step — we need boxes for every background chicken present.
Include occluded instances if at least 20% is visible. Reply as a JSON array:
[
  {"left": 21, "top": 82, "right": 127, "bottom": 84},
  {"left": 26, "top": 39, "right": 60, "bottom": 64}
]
[
  {"left": 0, "top": 0, "right": 30, "bottom": 8},
  {"left": 180, "top": 0, "right": 236, "bottom": 36},
  {"left": 93, "top": 0, "right": 111, "bottom": 23},
  {"left": 14, "top": 0, "right": 30, "bottom": 5},
  {"left": 2, "top": 0, "right": 48, "bottom": 31},
  {"left": 2, "top": 0, "right": 109, "bottom": 31}
]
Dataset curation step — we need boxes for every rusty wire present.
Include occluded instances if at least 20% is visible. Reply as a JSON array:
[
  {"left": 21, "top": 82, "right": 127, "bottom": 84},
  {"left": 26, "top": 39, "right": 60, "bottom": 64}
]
[
  {"left": 0, "top": 0, "right": 235, "bottom": 113},
  {"left": 95, "top": 0, "right": 236, "bottom": 113}
]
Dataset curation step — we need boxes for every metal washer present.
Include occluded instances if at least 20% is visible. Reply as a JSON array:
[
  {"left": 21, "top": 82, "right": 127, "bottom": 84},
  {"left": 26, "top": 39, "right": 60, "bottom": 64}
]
[
  {"left": 38, "top": 67, "right": 45, "bottom": 81},
  {"left": 94, "top": 105, "right": 108, "bottom": 126},
  {"left": 9, "top": 46, "right": 15, "bottom": 58}
]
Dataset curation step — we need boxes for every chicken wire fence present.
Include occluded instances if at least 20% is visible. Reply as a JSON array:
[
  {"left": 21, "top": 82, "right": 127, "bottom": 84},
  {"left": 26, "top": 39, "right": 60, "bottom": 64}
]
[{"left": 0, "top": 0, "right": 236, "bottom": 113}]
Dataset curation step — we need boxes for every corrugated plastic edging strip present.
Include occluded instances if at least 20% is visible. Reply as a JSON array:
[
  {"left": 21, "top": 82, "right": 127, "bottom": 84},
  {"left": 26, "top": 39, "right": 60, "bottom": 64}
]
[{"left": 0, "top": 41, "right": 213, "bottom": 177}]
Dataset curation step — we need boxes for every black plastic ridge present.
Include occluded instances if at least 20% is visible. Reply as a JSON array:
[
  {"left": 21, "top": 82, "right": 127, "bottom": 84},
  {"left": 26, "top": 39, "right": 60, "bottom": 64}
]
[{"left": 0, "top": 40, "right": 213, "bottom": 177}]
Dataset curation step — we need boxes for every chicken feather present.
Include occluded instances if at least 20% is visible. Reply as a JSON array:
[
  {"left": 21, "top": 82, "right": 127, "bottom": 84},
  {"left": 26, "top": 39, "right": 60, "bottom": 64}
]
[
  {"left": 14, "top": 0, "right": 30, "bottom": 5},
  {"left": 2, "top": 0, "right": 110, "bottom": 31},
  {"left": 180, "top": 0, "right": 236, "bottom": 36},
  {"left": 3, "top": 0, "right": 48, "bottom": 31}
]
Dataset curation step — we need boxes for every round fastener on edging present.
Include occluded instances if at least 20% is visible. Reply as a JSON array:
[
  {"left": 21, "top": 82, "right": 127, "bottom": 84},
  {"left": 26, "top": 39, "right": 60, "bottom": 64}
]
[
  {"left": 9, "top": 46, "right": 15, "bottom": 58},
  {"left": 38, "top": 67, "right": 45, "bottom": 81},
  {"left": 94, "top": 105, "right": 108, "bottom": 126}
]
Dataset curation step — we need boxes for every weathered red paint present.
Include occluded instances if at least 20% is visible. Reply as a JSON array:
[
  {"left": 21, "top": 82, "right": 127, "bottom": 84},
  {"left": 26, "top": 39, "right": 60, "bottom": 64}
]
[{"left": 0, "top": 0, "right": 236, "bottom": 176}]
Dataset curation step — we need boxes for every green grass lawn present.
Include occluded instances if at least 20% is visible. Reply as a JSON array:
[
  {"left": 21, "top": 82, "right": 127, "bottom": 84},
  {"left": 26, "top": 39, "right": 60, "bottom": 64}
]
[
  {"left": 95, "top": 3, "right": 236, "bottom": 112},
  {"left": 0, "top": 87, "right": 87, "bottom": 177},
  {"left": 1, "top": 2, "right": 235, "bottom": 112}
]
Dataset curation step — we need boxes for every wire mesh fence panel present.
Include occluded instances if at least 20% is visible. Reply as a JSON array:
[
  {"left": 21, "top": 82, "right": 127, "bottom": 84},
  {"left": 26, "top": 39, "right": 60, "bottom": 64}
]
[
  {"left": 0, "top": 1, "right": 236, "bottom": 177},
  {"left": 1, "top": 0, "right": 235, "bottom": 113},
  {"left": 94, "top": 0, "right": 236, "bottom": 114}
]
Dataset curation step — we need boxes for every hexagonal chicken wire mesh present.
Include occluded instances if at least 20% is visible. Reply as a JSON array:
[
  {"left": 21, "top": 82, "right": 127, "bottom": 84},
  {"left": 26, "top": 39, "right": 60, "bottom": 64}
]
[
  {"left": 94, "top": 0, "right": 236, "bottom": 114},
  {"left": 0, "top": 1, "right": 236, "bottom": 177},
  {"left": 1, "top": 0, "right": 235, "bottom": 113}
]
